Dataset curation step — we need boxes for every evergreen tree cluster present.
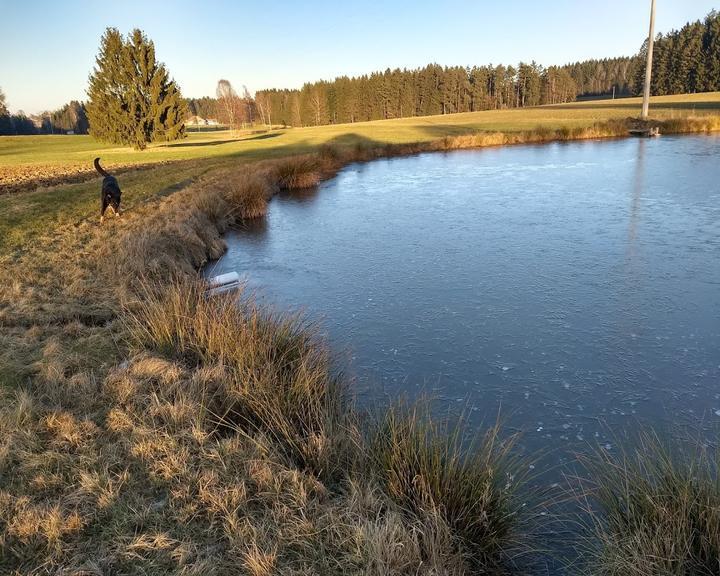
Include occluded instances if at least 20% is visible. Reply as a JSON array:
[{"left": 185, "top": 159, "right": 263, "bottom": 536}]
[
  {"left": 186, "top": 96, "right": 218, "bottom": 120},
  {"left": 563, "top": 57, "right": 639, "bottom": 98},
  {"left": 44, "top": 101, "right": 89, "bottom": 134},
  {"left": 0, "top": 88, "right": 35, "bottom": 135},
  {"left": 86, "top": 28, "right": 187, "bottom": 150},
  {"left": 255, "top": 62, "right": 579, "bottom": 127},
  {"left": 635, "top": 10, "right": 720, "bottom": 96},
  {"left": 0, "top": 112, "right": 36, "bottom": 135},
  {"left": 0, "top": 89, "right": 89, "bottom": 135}
]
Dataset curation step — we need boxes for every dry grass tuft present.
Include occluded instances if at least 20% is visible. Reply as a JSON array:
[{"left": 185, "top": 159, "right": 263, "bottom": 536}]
[
  {"left": 660, "top": 114, "right": 720, "bottom": 134},
  {"left": 101, "top": 182, "right": 231, "bottom": 296},
  {"left": 242, "top": 542, "right": 277, "bottom": 576},
  {"left": 122, "top": 279, "right": 355, "bottom": 480},
  {"left": 222, "top": 174, "right": 271, "bottom": 219},
  {"left": 5, "top": 500, "right": 85, "bottom": 545},
  {"left": 273, "top": 156, "right": 322, "bottom": 190},
  {"left": 370, "top": 403, "right": 528, "bottom": 572},
  {"left": 573, "top": 433, "right": 720, "bottom": 576}
]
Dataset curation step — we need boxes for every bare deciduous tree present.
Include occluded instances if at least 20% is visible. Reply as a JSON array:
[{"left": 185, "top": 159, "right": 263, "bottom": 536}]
[
  {"left": 0, "top": 88, "right": 8, "bottom": 117},
  {"left": 256, "top": 91, "right": 272, "bottom": 128},
  {"left": 291, "top": 93, "right": 302, "bottom": 127},
  {"left": 310, "top": 87, "right": 323, "bottom": 126},
  {"left": 241, "top": 86, "right": 254, "bottom": 128},
  {"left": 216, "top": 79, "right": 239, "bottom": 129}
]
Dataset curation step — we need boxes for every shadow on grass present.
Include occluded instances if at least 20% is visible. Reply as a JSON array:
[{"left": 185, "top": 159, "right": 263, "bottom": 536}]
[
  {"left": 164, "top": 138, "right": 245, "bottom": 148},
  {"left": 241, "top": 132, "right": 283, "bottom": 141},
  {"left": 164, "top": 131, "right": 283, "bottom": 149}
]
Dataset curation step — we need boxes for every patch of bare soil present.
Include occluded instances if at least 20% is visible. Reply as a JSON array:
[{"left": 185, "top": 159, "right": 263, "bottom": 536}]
[{"left": 0, "top": 161, "right": 172, "bottom": 195}]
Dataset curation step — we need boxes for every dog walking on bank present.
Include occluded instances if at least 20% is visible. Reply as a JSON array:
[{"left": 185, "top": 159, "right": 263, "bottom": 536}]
[{"left": 94, "top": 157, "right": 122, "bottom": 223}]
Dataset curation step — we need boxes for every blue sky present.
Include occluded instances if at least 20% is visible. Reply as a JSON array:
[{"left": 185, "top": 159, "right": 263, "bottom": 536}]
[{"left": 1, "top": 0, "right": 717, "bottom": 114}]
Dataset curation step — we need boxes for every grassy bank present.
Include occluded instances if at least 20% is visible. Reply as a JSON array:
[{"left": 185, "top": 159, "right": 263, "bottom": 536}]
[{"left": 2, "top": 100, "right": 720, "bottom": 573}]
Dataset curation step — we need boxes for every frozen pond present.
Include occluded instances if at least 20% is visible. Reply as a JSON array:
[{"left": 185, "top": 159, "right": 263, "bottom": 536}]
[{"left": 207, "top": 134, "right": 720, "bottom": 470}]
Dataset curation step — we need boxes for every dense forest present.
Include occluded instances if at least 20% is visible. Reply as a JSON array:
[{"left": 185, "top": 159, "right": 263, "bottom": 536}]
[
  {"left": 563, "top": 58, "right": 637, "bottom": 98},
  {"left": 635, "top": 10, "right": 720, "bottom": 95},
  {"left": 187, "top": 58, "right": 633, "bottom": 129},
  {"left": 254, "top": 62, "right": 615, "bottom": 127},
  {"left": 186, "top": 96, "right": 220, "bottom": 120}
]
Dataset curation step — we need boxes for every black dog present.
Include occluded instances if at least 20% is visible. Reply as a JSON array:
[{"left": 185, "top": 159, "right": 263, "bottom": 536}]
[{"left": 94, "top": 157, "right": 122, "bottom": 223}]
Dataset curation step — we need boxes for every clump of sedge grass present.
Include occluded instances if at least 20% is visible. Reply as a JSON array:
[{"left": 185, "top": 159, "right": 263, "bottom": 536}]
[
  {"left": 575, "top": 432, "right": 720, "bottom": 576},
  {"left": 369, "top": 402, "right": 529, "bottom": 572},
  {"left": 221, "top": 174, "right": 271, "bottom": 220},
  {"left": 122, "top": 278, "right": 354, "bottom": 480},
  {"left": 273, "top": 156, "right": 321, "bottom": 190},
  {"left": 660, "top": 115, "right": 720, "bottom": 134}
]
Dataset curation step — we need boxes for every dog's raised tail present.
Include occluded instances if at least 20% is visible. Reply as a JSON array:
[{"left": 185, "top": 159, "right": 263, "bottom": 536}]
[{"left": 94, "top": 157, "right": 110, "bottom": 177}]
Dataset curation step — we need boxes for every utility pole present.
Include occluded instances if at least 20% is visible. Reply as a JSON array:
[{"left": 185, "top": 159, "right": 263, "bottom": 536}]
[{"left": 641, "top": 0, "right": 657, "bottom": 119}]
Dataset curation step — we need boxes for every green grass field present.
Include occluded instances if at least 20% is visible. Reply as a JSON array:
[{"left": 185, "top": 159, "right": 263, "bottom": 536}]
[{"left": 2, "top": 92, "right": 720, "bottom": 168}]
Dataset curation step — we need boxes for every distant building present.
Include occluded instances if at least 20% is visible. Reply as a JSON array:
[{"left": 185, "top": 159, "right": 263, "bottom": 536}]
[{"left": 186, "top": 115, "right": 221, "bottom": 126}]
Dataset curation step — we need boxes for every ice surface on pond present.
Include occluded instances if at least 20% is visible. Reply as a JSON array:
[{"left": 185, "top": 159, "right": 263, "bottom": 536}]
[{"left": 206, "top": 135, "right": 720, "bottom": 470}]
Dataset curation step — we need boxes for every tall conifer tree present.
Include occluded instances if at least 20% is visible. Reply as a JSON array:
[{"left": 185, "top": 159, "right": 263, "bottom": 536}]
[
  {"left": 87, "top": 28, "right": 186, "bottom": 150},
  {"left": 704, "top": 11, "right": 720, "bottom": 90}
]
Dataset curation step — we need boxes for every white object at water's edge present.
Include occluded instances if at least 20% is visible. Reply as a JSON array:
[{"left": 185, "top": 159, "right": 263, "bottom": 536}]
[{"left": 207, "top": 271, "right": 241, "bottom": 296}]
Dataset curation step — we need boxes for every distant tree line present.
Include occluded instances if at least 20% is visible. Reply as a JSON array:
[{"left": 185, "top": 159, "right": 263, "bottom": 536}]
[
  {"left": 253, "top": 57, "right": 645, "bottom": 127},
  {"left": 254, "top": 63, "right": 577, "bottom": 127},
  {"left": 44, "top": 101, "right": 89, "bottom": 134},
  {"left": 183, "top": 59, "right": 640, "bottom": 127},
  {"left": 0, "top": 89, "right": 89, "bottom": 135},
  {"left": 0, "top": 87, "right": 37, "bottom": 134}
]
